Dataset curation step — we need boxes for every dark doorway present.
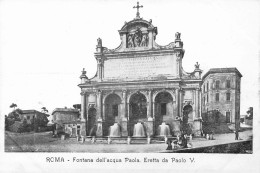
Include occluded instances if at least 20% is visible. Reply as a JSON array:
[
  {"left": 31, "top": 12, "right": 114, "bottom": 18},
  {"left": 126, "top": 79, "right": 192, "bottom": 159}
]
[
  {"left": 87, "top": 108, "right": 96, "bottom": 136},
  {"left": 183, "top": 105, "right": 193, "bottom": 134},
  {"left": 129, "top": 93, "right": 147, "bottom": 136},
  {"left": 226, "top": 111, "right": 231, "bottom": 123},
  {"left": 154, "top": 92, "right": 173, "bottom": 136}
]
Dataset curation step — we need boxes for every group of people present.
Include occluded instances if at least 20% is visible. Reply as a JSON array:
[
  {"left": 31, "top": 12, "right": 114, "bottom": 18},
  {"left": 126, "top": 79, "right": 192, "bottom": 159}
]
[{"left": 166, "top": 133, "right": 190, "bottom": 150}]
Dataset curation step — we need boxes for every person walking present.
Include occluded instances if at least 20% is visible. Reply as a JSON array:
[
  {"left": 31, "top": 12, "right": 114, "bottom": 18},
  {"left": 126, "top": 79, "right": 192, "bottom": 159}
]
[{"left": 235, "top": 130, "right": 239, "bottom": 140}]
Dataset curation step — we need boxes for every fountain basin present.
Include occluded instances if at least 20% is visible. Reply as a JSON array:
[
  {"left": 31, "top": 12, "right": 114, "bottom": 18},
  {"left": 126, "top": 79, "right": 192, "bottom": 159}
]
[
  {"left": 133, "top": 122, "right": 146, "bottom": 137},
  {"left": 158, "top": 122, "right": 171, "bottom": 136},
  {"left": 109, "top": 123, "right": 121, "bottom": 137}
]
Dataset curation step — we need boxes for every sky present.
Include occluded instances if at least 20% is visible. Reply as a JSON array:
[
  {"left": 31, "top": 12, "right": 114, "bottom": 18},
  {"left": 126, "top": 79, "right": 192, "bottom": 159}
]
[{"left": 0, "top": 0, "right": 259, "bottom": 118}]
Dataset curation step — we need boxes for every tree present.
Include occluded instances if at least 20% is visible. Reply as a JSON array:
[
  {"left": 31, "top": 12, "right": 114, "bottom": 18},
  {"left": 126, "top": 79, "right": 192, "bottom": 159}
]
[
  {"left": 41, "top": 107, "right": 48, "bottom": 113},
  {"left": 7, "top": 108, "right": 22, "bottom": 121},
  {"left": 10, "top": 103, "right": 17, "bottom": 110}
]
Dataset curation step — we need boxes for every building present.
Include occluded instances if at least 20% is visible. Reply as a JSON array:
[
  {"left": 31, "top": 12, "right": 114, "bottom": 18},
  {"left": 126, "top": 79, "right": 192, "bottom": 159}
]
[
  {"left": 77, "top": 2, "right": 242, "bottom": 138},
  {"left": 19, "top": 110, "right": 49, "bottom": 125},
  {"left": 201, "top": 68, "right": 242, "bottom": 129},
  {"left": 78, "top": 3, "right": 205, "bottom": 138},
  {"left": 51, "top": 108, "right": 80, "bottom": 135}
]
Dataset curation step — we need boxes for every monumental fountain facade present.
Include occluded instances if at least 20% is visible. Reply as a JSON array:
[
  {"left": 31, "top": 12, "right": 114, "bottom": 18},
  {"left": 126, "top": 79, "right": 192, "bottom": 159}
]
[{"left": 77, "top": 13, "right": 204, "bottom": 138}]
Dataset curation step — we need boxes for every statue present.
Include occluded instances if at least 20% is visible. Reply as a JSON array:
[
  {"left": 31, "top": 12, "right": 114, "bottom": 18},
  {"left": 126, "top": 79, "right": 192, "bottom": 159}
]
[
  {"left": 133, "top": 28, "right": 142, "bottom": 47},
  {"left": 133, "top": 33, "right": 140, "bottom": 47},
  {"left": 127, "top": 34, "right": 134, "bottom": 48},
  {"left": 81, "top": 68, "right": 86, "bottom": 75},
  {"left": 175, "top": 32, "right": 181, "bottom": 40},
  {"left": 97, "top": 38, "right": 102, "bottom": 47},
  {"left": 140, "top": 34, "right": 148, "bottom": 47},
  {"left": 195, "top": 62, "right": 200, "bottom": 69}
]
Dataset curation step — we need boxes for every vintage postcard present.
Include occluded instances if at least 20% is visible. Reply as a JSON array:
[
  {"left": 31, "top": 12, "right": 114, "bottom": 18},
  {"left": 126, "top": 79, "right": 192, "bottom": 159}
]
[{"left": 0, "top": 0, "right": 259, "bottom": 172}]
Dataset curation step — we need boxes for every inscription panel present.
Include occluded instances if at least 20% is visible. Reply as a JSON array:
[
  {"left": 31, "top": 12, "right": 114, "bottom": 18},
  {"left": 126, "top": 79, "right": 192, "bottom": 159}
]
[{"left": 104, "top": 55, "right": 177, "bottom": 80}]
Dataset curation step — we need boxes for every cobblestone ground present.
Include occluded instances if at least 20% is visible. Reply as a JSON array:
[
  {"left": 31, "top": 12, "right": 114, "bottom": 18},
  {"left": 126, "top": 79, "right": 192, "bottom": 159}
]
[{"left": 5, "top": 126, "right": 252, "bottom": 153}]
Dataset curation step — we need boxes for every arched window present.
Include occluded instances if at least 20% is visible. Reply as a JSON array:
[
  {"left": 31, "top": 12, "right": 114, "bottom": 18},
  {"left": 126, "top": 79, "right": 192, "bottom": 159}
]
[
  {"left": 226, "top": 80, "right": 231, "bottom": 88},
  {"left": 226, "top": 92, "right": 231, "bottom": 101},
  {"left": 216, "top": 80, "right": 220, "bottom": 89},
  {"left": 215, "top": 93, "right": 219, "bottom": 102}
]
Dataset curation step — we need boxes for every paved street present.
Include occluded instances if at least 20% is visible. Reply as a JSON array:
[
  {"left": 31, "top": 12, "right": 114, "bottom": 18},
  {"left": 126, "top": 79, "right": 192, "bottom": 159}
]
[{"left": 5, "top": 124, "right": 252, "bottom": 153}]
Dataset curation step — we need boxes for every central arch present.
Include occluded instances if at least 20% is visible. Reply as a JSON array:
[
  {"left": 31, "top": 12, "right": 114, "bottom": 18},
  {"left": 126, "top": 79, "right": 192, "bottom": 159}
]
[
  {"left": 154, "top": 91, "right": 174, "bottom": 135},
  {"left": 129, "top": 92, "right": 147, "bottom": 136},
  {"left": 104, "top": 93, "right": 122, "bottom": 136}
]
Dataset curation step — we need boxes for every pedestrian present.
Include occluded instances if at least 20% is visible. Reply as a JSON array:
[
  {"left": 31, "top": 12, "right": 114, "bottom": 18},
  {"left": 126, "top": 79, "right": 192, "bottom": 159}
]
[
  {"left": 166, "top": 139, "right": 172, "bottom": 150},
  {"left": 235, "top": 130, "right": 239, "bottom": 140}
]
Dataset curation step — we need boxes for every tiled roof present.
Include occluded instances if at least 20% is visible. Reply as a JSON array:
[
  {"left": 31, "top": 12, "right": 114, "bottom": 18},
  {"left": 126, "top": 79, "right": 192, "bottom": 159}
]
[{"left": 202, "top": 67, "right": 242, "bottom": 80}]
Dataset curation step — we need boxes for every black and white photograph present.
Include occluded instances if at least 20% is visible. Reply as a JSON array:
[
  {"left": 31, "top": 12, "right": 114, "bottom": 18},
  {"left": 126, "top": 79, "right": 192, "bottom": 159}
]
[{"left": 0, "top": 0, "right": 259, "bottom": 172}]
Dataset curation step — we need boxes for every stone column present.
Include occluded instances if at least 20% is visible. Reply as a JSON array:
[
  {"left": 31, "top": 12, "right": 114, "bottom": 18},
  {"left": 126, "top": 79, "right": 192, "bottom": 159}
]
[
  {"left": 146, "top": 90, "right": 154, "bottom": 137},
  {"left": 152, "top": 102, "right": 156, "bottom": 118},
  {"left": 175, "top": 89, "right": 179, "bottom": 117},
  {"left": 121, "top": 90, "right": 128, "bottom": 136},
  {"left": 96, "top": 90, "right": 103, "bottom": 137},
  {"left": 102, "top": 102, "right": 106, "bottom": 121},
  {"left": 148, "top": 30, "right": 153, "bottom": 48},
  {"left": 179, "top": 88, "right": 183, "bottom": 117},
  {"left": 80, "top": 91, "right": 87, "bottom": 136},
  {"left": 195, "top": 89, "right": 199, "bottom": 119},
  {"left": 147, "top": 90, "right": 152, "bottom": 118},
  {"left": 199, "top": 89, "right": 202, "bottom": 119},
  {"left": 96, "top": 90, "right": 102, "bottom": 119}
]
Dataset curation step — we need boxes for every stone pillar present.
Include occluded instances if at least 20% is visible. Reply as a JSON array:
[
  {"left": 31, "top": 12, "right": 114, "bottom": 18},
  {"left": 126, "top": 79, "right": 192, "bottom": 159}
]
[
  {"left": 102, "top": 102, "right": 106, "bottom": 121},
  {"left": 96, "top": 90, "right": 103, "bottom": 137},
  {"left": 96, "top": 90, "right": 102, "bottom": 119},
  {"left": 122, "top": 34, "right": 126, "bottom": 48},
  {"left": 146, "top": 117, "right": 154, "bottom": 137},
  {"left": 152, "top": 102, "right": 156, "bottom": 118},
  {"left": 179, "top": 88, "right": 183, "bottom": 117},
  {"left": 121, "top": 90, "right": 128, "bottom": 136},
  {"left": 148, "top": 30, "right": 153, "bottom": 48},
  {"left": 195, "top": 89, "right": 199, "bottom": 119},
  {"left": 96, "top": 118, "right": 103, "bottom": 137},
  {"left": 199, "top": 89, "right": 202, "bottom": 119},
  {"left": 80, "top": 91, "right": 87, "bottom": 136},
  {"left": 147, "top": 90, "right": 152, "bottom": 118},
  {"left": 80, "top": 91, "right": 86, "bottom": 121},
  {"left": 147, "top": 90, "right": 154, "bottom": 137},
  {"left": 175, "top": 89, "right": 179, "bottom": 118}
]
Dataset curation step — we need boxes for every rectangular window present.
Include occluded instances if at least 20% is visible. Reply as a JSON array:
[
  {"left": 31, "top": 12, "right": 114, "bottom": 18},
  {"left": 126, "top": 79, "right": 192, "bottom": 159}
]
[
  {"left": 207, "top": 82, "right": 209, "bottom": 91},
  {"left": 203, "top": 97, "right": 205, "bottom": 105},
  {"left": 226, "top": 80, "right": 230, "bottom": 88},
  {"left": 226, "top": 93, "right": 231, "bottom": 101},
  {"left": 27, "top": 116, "right": 30, "bottom": 120},
  {"left": 216, "top": 80, "right": 220, "bottom": 89},
  {"left": 226, "top": 111, "right": 231, "bottom": 123},
  {"left": 203, "top": 85, "right": 205, "bottom": 93},
  {"left": 206, "top": 94, "right": 208, "bottom": 103},
  {"left": 215, "top": 93, "right": 219, "bottom": 102},
  {"left": 161, "top": 103, "right": 167, "bottom": 115},
  {"left": 112, "top": 104, "right": 118, "bottom": 117}
]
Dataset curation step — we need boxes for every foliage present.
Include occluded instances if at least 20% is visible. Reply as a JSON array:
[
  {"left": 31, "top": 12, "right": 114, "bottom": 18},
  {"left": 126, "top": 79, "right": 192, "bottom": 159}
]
[
  {"left": 10, "top": 103, "right": 17, "bottom": 110},
  {"left": 41, "top": 107, "right": 49, "bottom": 114}
]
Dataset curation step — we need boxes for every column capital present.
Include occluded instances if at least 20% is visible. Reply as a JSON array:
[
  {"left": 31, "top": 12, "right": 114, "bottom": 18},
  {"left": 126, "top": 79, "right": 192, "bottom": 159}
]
[
  {"left": 95, "top": 89, "right": 102, "bottom": 95},
  {"left": 80, "top": 91, "right": 87, "bottom": 96},
  {"left": 195, "top": 88, "right": 201, "bottom": 91}
]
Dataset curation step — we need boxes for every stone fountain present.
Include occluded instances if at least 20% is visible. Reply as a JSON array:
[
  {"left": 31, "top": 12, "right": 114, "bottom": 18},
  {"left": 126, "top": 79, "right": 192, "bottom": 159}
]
[
  {"left": 158, "top": 122, "right": 171, "bottom": 136},
  {"left": 133, "top": 122, "right": 146, "bottom": 137},
  {"left": 109, "top": 123, "right": 121, "bottom": 137}
]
